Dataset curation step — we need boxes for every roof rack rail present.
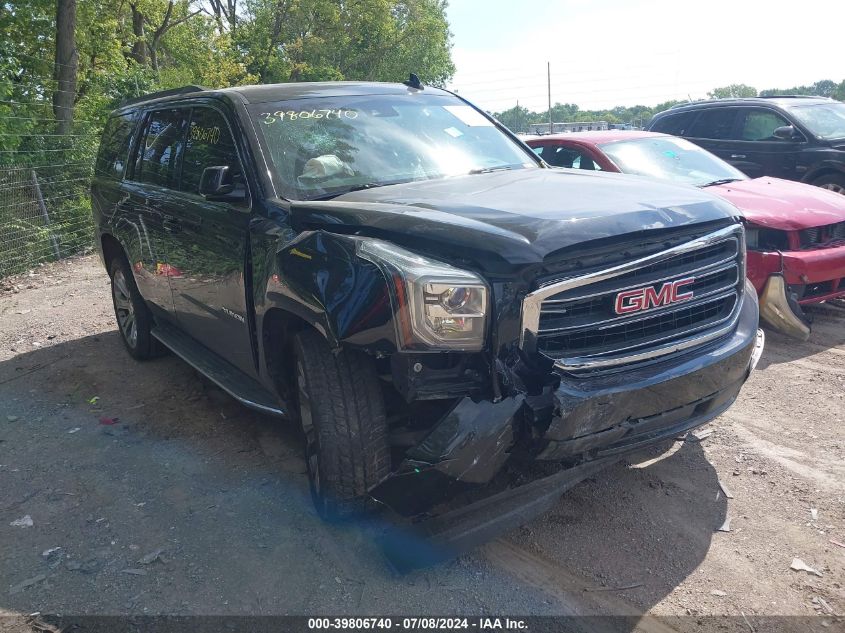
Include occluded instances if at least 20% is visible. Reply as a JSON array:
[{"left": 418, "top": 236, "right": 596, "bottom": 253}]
[
  {"left": 120, "top": 85, "right": 206, "bottom": 108},
  {"left": 758, "top": 94, "right": 832, "bottom": 99}
]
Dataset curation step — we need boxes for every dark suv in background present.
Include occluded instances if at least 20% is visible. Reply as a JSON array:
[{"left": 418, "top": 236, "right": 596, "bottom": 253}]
[{"left": 648, "top": 96, "right": 845, "bottom": 194}]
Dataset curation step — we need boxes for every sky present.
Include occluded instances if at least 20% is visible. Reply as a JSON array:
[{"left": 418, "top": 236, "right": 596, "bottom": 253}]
[{"left": 445, "top": 0, "right": 845, "bottom": 114}]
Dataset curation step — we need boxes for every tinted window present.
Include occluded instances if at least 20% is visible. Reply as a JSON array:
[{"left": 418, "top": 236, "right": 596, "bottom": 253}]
[
  {"left": 539, "top": 145, "right": 601, "bottom": 170},
  {"left": 135, "top": 109, "right": 187, "bottom": 188},
  {"left": 739, "top": 109, "right": 790, "bottom": 141},
  {"left": 180, "top": 107, "right": 246, "bottom": 200},
  {"left": 688, "top": 108, "right": 738, "bottom": 140},
  {"left": 650, "top": 111, "right": 696, "bottom": 136},
  {"left": 95, "top": 113, "right": 136, "bottom": 179}
]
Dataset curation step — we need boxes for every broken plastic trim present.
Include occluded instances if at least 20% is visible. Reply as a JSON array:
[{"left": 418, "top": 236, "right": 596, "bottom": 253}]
[
  {"left": 377, "top": 456, "right": 619, "bottom": 573},
  {"left": 759, "top": 274, "right": 811, "bottom": 340}
]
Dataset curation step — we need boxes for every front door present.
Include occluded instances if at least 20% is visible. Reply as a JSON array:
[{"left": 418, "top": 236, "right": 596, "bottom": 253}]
[
  {"left": 163, "top": 105, "right": 257, "bottom": 376},
  {"left": 732, "top": 108, "right": 804, "bottom": 180}
]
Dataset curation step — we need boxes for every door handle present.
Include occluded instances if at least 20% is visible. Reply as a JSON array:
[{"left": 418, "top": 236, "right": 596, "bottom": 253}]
[
  {"left": 162, "top": 217, "right": 182, "bottom": 234},
  {"left": 730, "top": 154, "right": 746, "bottom": 159}
]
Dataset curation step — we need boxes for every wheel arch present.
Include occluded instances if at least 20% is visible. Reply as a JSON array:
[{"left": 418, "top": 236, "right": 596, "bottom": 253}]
[
  {"left": 803, "top": 163, "right": 845, "bottom": 185},
  {"left": 261, "top": 306, "right": 329, "bottom": 405},
  {"left": 100, "top": 232, "right": 126, "bottom": 272}
]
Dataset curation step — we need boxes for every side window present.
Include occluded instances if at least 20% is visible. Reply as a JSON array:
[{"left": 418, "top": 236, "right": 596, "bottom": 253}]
[
  {"left": 541, "top": 145, "right": 602, "bottom": 170},
  {"left": 180, "top": 107, "right": 246, "bottom": 202},
  {"left": 135, "top": 109, "right": 188, "bottom": 188},
  {"left": 650, "top": 111, "right": 696, "bottom": 136},
  {"left": 688, "top": 108, "right": 739, "bottom": 140},
  {"left": 95, "top": 112, "right": 136, "bottom": 179},
  {"left": 739, "top": 109, "right": 790, "bottom": 141}
]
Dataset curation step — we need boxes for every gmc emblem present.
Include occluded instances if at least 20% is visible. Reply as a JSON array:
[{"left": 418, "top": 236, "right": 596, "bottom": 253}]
[{"left": 614, "top": 278, "right": 695, "bottom": 315}]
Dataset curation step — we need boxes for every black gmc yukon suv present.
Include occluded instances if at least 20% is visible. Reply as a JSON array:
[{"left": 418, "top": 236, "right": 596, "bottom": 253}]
[{"left": 92, "top": 81, "right": 763, "bottom": 526}]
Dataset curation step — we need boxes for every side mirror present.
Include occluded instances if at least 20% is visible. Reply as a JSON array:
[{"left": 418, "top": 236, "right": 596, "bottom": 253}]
[
  {"left": 773, "top": 125, "right": 800, "bottom": 141},
  {"left": 199, "top": 166, "right": 235, "bottom": 197}
]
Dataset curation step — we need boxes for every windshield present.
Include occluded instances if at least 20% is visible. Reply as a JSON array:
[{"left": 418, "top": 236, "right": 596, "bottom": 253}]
[
  {"left": 599, "top": 136, "right": 747, "bottom": 187},
  {"left": 247, "top": 93, "right": 537, "bottom": 200},
  {"left": 788, "top": 102, "right": 845, "bottom": 140}
]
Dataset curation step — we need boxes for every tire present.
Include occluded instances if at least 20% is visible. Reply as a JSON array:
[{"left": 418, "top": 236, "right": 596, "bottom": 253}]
[
  {"left": 109, "top": 256, "right": 161, "bottom": 360},
  {"left": 293, "top": 329, "right": 390, "bottom": 521},
  {"left": 812, "top": 173, "right": 845, "bottom": 195}
]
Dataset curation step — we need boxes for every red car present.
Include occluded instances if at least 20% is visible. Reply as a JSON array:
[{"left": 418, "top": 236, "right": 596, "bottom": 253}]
[{"left": 527, "top": 131, "right": 845, "bottom": 339}]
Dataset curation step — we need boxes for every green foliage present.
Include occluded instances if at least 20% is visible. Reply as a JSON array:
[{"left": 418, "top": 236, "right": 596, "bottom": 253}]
[
  {"left": 0, "top": 0, "right": 455, "bottom": 277},
  {"left": 707, "top": 84, "right": 758, "bottom": 99},
  {"left": 239, "top": 0, "right": 454, "bottom": 85}
]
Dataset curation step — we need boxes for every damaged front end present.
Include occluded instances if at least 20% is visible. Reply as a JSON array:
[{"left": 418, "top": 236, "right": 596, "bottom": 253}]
[
  {"left": 367, "top": 225, "right": 762, "bottom": 567},
  {"left": 746, "top": 223, "right": 845, "bottom": 339}
]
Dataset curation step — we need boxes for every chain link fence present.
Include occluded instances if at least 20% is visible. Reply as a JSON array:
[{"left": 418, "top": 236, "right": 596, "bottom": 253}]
[{"left": 1, "top": 73, "right": 101, "bottom": 278}]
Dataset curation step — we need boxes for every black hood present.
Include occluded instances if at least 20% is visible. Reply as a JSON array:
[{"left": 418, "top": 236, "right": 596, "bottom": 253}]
[{"left": 287, "top": 168, "right": 740, "bottom": 266}]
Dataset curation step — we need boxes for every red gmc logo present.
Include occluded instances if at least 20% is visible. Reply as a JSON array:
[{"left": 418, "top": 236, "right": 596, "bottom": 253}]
[{"left": 614, "top": 278, "right": 695, "bottom": 315}]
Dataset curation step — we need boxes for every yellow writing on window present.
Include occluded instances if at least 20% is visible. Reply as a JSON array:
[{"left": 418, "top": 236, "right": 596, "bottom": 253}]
[{"left": 190, "top": 124, "right": 221, "bottom": 145}]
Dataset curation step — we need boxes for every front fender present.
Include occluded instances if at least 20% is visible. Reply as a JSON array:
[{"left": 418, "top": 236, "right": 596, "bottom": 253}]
[{"left": 260, "top": 230, "right": 400, "bottom": 352}]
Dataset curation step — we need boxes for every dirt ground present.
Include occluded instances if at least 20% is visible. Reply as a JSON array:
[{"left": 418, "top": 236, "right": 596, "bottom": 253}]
[{"left": 1, "top": 255, "right": 843, "bottom": 631}]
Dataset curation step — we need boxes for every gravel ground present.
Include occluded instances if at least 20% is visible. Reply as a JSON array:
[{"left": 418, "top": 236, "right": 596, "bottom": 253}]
[{"left": 1, "top": 256, "right": 843, "bottom": 632}]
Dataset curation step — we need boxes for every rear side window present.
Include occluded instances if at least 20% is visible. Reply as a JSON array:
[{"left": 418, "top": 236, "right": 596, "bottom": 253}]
[
  {"left": 135, "top": 109, "right": 188, "bottom": 188},
  {"left": 649, "top": 111, "right": 696, "bottom": 136},
  {"left": 95, "top": 113, "right": 136, "bottom": 180},
  {"left": 180, "top": 107, "right": 246, "bottom": 199},
  {"left": 539, "top": 145, "right": 601, "bottom": 170},
  {"left": 687, "top": 108, "right": 738, "bottom": 140}
]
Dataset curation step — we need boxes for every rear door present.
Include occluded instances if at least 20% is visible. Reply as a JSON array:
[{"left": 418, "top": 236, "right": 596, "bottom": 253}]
[
  {"left": 732, "top": 107, "right": 804, "bottom": 179},
  {"left": 122, "top": 107, "right": 189, "bottom": 315},
  {"left": 164, "top": 104, "right": 257, "bottom": 376},
  {"left": 684, "top": 107, "right": 741, "bottom": 166}
]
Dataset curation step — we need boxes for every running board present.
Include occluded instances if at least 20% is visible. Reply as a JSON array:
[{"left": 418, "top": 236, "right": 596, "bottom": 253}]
[{"left": 152, "top": 322, "right": 286, "bottom": 417}]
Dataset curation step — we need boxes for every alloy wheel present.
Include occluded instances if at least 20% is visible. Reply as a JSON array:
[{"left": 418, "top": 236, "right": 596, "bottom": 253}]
[{"left": 112, "top": 269, "right": 138, "bottom": 348}]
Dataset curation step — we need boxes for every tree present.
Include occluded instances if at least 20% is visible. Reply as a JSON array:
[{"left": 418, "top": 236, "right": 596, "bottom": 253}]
[
  {"left": 494, "top": 105, "right": 531, "bottom": 133},
  {"left": 53, "top": 0, "right": 78, "bottom": 134},
  {"left": 238, "top": 0, "right": 454, "bottom": 85},
  {"left": 708, "top": 84, "right": 758, "bottom": 99}
]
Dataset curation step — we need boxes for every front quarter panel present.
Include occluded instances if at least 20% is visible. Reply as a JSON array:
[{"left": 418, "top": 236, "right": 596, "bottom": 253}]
[{"left": 253, "top": 224, "right": 399, "bottom": 353}]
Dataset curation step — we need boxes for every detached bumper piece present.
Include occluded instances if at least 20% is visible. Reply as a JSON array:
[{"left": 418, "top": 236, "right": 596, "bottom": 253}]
[
  {"left": 377, "top": 455, "right": 619, "bottom": 573},
  {"left": 759, "top": 274, "right": 811, "bottom": 340}
]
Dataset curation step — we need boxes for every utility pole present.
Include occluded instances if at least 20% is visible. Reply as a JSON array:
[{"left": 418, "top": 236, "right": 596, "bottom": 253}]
[{"left": 547, "top": 62, "right": 553, "bottom": 134}]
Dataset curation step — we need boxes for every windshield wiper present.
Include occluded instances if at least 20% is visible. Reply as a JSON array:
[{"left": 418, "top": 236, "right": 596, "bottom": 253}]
[
  {"left": 700, "top": 178, "right": 743, "bottom": 188},
  {"left": 468, "top": 165, "right": 516, "bottom": 175},
  {"left": 307, "top": 182, "right": 386, "bottom": 201}
]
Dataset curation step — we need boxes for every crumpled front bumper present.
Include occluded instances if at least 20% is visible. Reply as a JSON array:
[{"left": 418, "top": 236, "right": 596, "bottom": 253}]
[
  {"left": 371, "top": 286, "right": 761, "bottom": 517},
  {"left": 748, "top": 244, "right": 845, "bottom": 338},
  {"left": 759, "top": 274, "right": 811, "bottom": 340}
]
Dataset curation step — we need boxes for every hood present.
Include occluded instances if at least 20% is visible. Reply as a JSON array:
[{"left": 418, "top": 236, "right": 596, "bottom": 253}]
[
  {"left": 288, "top": 168, "right": 739, "bottom": 267},
  {"left": 710, "top": 177, "right": 845, "bottom": 230}
]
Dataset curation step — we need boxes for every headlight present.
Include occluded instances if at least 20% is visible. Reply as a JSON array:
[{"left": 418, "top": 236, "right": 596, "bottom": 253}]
[{"left": 357, "top": 239, "right": 488, "bottom": 351}]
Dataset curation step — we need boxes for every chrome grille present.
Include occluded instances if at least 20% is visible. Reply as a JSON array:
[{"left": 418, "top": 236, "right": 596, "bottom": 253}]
[{"left": 520, "top": 225, "right": 746, "bottom": 372}]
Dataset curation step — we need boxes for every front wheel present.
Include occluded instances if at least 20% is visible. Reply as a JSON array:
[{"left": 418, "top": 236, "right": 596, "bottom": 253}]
[
  {"left": 812, "top": 173, "right": 845, "bottom": 195},
  {"left": 293, "top": 330, "right": 390, "bottom": 521}
]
